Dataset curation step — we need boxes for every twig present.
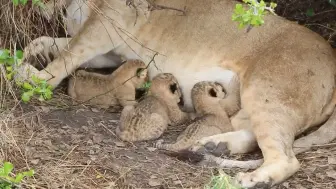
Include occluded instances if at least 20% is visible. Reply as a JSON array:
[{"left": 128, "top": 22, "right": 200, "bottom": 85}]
[{"left": 145, "top": 0, "right": 187, "bottom": 16}]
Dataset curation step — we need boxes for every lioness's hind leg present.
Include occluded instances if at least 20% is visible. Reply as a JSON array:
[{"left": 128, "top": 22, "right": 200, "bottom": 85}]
[
  {"left": 293, "top": 108, "right": 336, "bottom": 154},
  {"left": 234, "top": 112, "right": 300, "bottom": 188}
]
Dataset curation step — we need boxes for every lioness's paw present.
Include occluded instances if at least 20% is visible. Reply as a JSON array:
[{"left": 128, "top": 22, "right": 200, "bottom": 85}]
[
  {"left": 23, "top": 36, "right": 56, "bottom": 68},
  {"left": 234, "top": 172, "right": 273, "bottom": 189},
  {"left": 14, "top": 64, "right": 40, "bottom": 84}
]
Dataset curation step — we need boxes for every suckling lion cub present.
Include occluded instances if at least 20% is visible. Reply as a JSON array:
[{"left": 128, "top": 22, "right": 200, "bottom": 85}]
[
  {"left": 116, "top": 73, "right": 194, "bottom": 142},
  {"left": 68, "top": 59, "right": 148, "bottom": 108},
  {"left": 155, "top": 78, "right": 240, "bottom": 152}
]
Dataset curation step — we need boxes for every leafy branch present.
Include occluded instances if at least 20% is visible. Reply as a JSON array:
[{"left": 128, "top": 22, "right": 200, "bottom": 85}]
[
  {"left": 232, "top": 0, "right": 277, "bottom": 29},
  {"left": 0, "top": 49, "right": 53, "bottom": 103},
  {"left": 12, "top": 0, "right": 45, "bottom": 7},
  {"left": 0, "top": 162, "right": 34, "bottom": 189}
]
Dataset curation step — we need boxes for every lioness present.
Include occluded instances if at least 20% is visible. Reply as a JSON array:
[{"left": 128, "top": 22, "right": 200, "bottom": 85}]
[
  {"left": 68, "top": 59, "right": 149, "bottom": 108},
  {"left": 19, "top": 0, "right": 336, "bottom": 188}
]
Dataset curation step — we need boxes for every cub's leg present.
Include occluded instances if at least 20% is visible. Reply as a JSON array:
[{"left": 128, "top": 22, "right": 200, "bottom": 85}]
[{"left": 190, "top": 129, "right": 258, "bottom": 155}]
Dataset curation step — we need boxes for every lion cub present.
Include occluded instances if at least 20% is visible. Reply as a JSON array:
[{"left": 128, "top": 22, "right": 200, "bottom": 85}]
[
  {"left": 155, "top": 78, "right": 240, "bottom": 152},
  {"left": 116, "top": 73, "right": 194, "bottom": 142},
  {"left": 68, "top": 59, "right": 149, "bottom": 108}
]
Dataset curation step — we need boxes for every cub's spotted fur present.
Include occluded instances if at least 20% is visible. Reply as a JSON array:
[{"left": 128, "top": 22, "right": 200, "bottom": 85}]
[
  {"left": 155, "top": 78, "right": 240, "bottom": 151},
  {"left": 68, "top": 59, "right": 148, "bottom": 108},
  {"left": 116, "top": 73, "right": 194, "bottom": 142}
]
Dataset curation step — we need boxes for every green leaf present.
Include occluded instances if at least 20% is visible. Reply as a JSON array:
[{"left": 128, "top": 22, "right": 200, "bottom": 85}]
[
  {"left": 6, "top": 73, "right": 13, "bottom": 80},
  {"left": 15, "top": 50, "right": 23, "bottom": 59},
  {"left": 306, "top": 8, "right": 314, "bottom": 17},
  {"left": 23, "top": 169, "right": 34, "bottom": 177},
  {"left": 0, "top": 50, "right": 10, "bottom": 60},
  {"left": 14, "top": 173, "right": 24, "bottom": 183},
  {"left": 270, "top": 2, "right": 277, "bottom": 9},
  {"left": 22, "top": 82, "right": 33, "bottom": 90},
  {"left": 3, "top": 162, "right": 13, "bottom": 176},
  {"left": 21, "top": 91, "right": 33, "bottom": 102},
  {"left": 6, "top": 66, "right": 12, "bottom": 72},
  {"left": 12, "top": 0, "right": 19, "bottom": 6},
  {"left": 20, "top": 0, "right": 28, "bottom": 5},
  {"left": 329, "top": 0, "right": 336, "bottom": 7}
]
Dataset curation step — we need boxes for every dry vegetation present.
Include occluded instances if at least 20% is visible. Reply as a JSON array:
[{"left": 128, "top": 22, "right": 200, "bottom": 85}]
[{"left": 0, "top": 0, "right": 336, "bottom": 188}]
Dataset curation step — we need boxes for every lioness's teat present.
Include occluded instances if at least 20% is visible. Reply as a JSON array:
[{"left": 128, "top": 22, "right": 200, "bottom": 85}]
[
  {"left": 116, "top": 73, "right": 195, "bottom": 142},
  {"left": 155, "top": 79, "right": 240, "bottom": 152},
  {"left": 67, "top": 59, "right": 149, "bottom": 108}
]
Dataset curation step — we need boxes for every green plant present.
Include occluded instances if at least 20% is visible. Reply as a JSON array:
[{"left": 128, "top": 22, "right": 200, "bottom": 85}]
[
  {"left": 0, "top": 162, "right": 34, "bottom": 189},
  {"left": 141, "top": 81, "right": 152, "bottom": 90},
  {"left": 204, "top": 170, "right": 245, "bottom": 189},
  {"left": 0, "top": 49, "right": 54, "bottom": 103},
  {"left": 232, "top": 0, "right": 277, "bottom": 29},
  {"left": 12, "top": 0, "right": 44, "bottom": 7}
]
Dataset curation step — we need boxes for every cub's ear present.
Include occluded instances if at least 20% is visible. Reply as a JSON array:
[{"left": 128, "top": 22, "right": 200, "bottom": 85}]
[
  {"left": 209, "top": 88, "right": 217, "bottom": 97},
  {"left": 136, "top": 68, "right": 148, "bottom": 79},
  {"left": 214, "top": 82, "right": 226, "bottom": 94}
]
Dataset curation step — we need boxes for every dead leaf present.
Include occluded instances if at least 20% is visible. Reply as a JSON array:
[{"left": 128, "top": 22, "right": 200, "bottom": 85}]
[
  {"left": 328, "top": 156, "right": 336, "bottom": 165},
  {"left": 326, "top": 170, "right": 336, "bottom": 179}
]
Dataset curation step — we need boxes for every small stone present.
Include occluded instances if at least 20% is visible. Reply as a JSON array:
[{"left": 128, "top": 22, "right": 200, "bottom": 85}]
[
  {"left": 82, "top": 126, "right": 89, "bottom": 132},
  {"left": 326, "top": 169, "right": 336, "bottom": 179},
  {"left": 30, "top": 159, "right": 40, "bottom": 165},
  {"left": 93, "top": 135, "right": 103, "bottom": 143},
  {"left": 40, "top": 106, "right": 50, "bottom": 113},
  {"left": 148, "top": 178, "right": 161, "bottom": 187},
  {"left": 173, "top": 180, "right": 182, "bottom": 185},
  {"left": 328, "top": 156, "right": 336, "bottom": 165},
  {"left": 114, "top": 141, "right": 126, "bottom": 147},
  {"left": 89, "top": 150, "right": 95, "bottom": 155},
  {"left": 91, "top": 108, "right": 100, "bottom": 112},
  {"left": 146, "top": 147, "right": 157, "bottom": 152}
]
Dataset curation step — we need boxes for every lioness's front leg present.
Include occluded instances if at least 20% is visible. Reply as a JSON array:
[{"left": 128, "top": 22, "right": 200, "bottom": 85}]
[
  {"left": 23, "top": 36, "right": 71, "bottom": 69},
  {"left": 29, "top": 11, "right": 117, "bottom": 87}
]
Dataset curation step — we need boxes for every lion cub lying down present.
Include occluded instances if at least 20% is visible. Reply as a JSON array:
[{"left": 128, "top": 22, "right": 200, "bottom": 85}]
[
  {"left": 116, "top": 73, "right": 195, "bottom": 142},
  {"left": 67, "top": 59, "right": 148, "bottom": 108},
  {"left": 155, "top": 78, "right": 240, "bottom": 152}
]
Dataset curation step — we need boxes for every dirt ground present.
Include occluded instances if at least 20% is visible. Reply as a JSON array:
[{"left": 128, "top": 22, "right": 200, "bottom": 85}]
[
  {"left": 1, "top": 88, "right": 336, "bottom": 189},
  {"left": 1, "top": 0, "right": 336, "bottom": 189}
]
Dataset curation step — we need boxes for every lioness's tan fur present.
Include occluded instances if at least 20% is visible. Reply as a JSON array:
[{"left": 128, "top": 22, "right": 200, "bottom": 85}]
[
  {"left": 116, "top": 73, "right": 194, "bottom": 142},
  {"left": 68, "top": 59, "right": 148, "bottom": 108},
  {"left": 155, "top": 79, "right": 240, "bottom": 151},
  {"left": 20, "top": 0, "right": 336, "bottom": 187}
]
